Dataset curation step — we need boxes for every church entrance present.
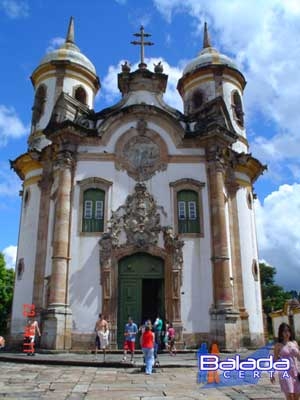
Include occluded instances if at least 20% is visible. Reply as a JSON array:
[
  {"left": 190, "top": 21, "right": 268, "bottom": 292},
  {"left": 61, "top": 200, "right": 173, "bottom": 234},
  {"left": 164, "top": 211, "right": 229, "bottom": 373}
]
[{"left": 117, "top": 253, "right": 164, "bottom": 348}]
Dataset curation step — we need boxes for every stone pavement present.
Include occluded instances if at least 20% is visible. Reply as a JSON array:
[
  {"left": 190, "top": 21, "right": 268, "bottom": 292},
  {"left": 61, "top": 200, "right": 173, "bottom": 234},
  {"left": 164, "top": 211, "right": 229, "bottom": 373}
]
[{"left": 0, "top": 351, "right": 284, "bottom": 399}]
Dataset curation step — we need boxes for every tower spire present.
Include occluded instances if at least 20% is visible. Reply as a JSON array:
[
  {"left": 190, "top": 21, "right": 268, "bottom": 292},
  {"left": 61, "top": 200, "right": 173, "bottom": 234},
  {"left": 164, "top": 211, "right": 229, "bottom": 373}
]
[
  {"left": 66, "top": 16, "right": 75, "bottom": 44},
  {"left": 203, "top": 22, "right": 211, "bottom": 49}
]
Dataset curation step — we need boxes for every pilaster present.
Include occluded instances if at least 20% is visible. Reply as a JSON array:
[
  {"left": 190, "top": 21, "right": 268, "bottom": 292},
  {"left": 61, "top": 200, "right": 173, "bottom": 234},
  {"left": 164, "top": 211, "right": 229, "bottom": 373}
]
[
  {"left": 207, "top": 146, "right": 233, "bottom": 309},
  {"left": 42, "top": 150, "right": 75, "bottom": 350},
  {"left": 227, "top": 177, "right": 250, "bottom": 347},
  {"left": 206, "top": 143, "right": 240, "bottom": 351},
  {"left": 32, "top": 154, "right": 53, "bottom": 314}
]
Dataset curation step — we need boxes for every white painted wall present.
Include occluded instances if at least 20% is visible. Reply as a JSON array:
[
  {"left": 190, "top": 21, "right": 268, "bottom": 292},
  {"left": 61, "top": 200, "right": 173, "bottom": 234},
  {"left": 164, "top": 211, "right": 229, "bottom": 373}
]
[
  {"left": 122, "top": 90, "right": 163, "bottom": 108},
  {"left": 67, "top": 141, "right": 212, "bottom": 334},
  {"left": 232, "top": 140, "right": 248, "bottom": 154},
  {"left": 236, "top": 186, "right": 264, "bottom": 342},
  {"left": 34, "top": 69, "right": 96, "bottom": 136},
  {"left": 222, "top": 80, "right": 246, "bottom": 138},
  {"left": 294, "top": 313, "right": 300, "bottom": 338},
  {"left": 63, "top": 75, "right": 95, "bottom": 108},
  {"left": 183, "top": 79, "right": 216, "bottom": 113},
  {"left": 272, "top": 315, "right": 289, "bottom": 338},
  {"left": 11, "top": 183, "right": 41, "bottom": 334},
  {"left": 35, "top": 77, "right": 56, "bottom": 132}
]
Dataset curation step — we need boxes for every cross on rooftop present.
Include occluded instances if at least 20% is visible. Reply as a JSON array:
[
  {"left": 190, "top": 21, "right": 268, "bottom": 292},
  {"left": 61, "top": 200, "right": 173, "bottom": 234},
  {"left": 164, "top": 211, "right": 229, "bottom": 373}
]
[{"left": 131, "top": 26, "right": 154, "bottom": 69}]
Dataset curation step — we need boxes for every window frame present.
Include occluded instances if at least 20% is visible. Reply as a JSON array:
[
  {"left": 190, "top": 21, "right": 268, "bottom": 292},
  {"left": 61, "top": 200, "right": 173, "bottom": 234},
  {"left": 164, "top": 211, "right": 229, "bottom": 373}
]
[
  {"left": 78, "top": 177, "right": 112, "bottom": 236},
  {"left": 170, "top": 178, "right": 205, "bottom": 237},
  {"left": 82, "top": 189, "right": 105, "bottom": 233}
]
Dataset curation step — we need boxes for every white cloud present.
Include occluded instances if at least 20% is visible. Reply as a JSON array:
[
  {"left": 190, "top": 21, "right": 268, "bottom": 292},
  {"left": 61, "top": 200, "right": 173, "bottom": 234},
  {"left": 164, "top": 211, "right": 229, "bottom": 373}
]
[
  {"left": 255, "top": 183, "right": 300, "bottom": 290},
  {"left": 152, "top": 0, "right": 300, "bottom": 182},
  {"left": 0, "top": 105, "right": 28, "bottom": 146},
  {"left": 46, "top": 37, "right": 65, "bottom": 53},
  {"left": 0, "top": 0, "right": 29, "bottom": 18},
  {"left": 100, "top": 58, "right": 183, "bottom": 111},
  {"left": 2, "top": 245, "right": 17, "bottom": 269}
]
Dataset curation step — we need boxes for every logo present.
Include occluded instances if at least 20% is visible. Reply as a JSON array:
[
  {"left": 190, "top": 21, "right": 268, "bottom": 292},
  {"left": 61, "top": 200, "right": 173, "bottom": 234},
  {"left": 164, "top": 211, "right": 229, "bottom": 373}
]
[{"left": 197, "top": 342, "right": 290, "bottom": 387}]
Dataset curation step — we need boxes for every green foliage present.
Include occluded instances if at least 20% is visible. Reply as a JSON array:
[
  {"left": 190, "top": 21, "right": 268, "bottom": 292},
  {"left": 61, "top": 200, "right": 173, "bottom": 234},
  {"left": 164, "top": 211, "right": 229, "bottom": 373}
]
[
  {"left": 0, "top": 252, "right": 15, "bottom": 332},
  {"left": 259, "top": 262, "right": 291, "bottom": 314}
]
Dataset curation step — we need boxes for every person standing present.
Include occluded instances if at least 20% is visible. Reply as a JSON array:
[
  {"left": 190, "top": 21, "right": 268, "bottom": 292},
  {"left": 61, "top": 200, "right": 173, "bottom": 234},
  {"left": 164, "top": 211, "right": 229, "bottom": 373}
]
[
  {"left": 163, "top": 320, "right": 170, "bottom": 351},
  {"left": 141, "top": 323, "right": 155, "bottom": 375},
  {"left": 122, "top": 316, "right": 138, "bottom": 363},
  {"left": 271, "top": 322, "right": 300, "bottom": 399},
  {"left": 94, "top": 314, "right": 109, "bottom": 361},
  {"left": 24, "top": 319, "right": 41, "bottom": 356},
  {"left": 153, "top": 315, "right": 163, "bottom": 341},
  {"left": 0, "top": 335, "right": 5, "bottom": 350},
  {"left": 168, "top": 322, "right": 176, "bottom": 355},
  {"left": 153, "top": 315, "right": 163, "bottom": 361}
]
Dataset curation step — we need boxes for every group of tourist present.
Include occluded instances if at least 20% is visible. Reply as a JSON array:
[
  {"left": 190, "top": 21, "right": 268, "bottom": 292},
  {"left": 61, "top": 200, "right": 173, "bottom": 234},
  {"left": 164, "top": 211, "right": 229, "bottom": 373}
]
[
  {"left": 3, "top": 313, "right": 300, "bottom": 395},
  {"left": 94, "top": 314, "right": 176, "bottom": 374}
]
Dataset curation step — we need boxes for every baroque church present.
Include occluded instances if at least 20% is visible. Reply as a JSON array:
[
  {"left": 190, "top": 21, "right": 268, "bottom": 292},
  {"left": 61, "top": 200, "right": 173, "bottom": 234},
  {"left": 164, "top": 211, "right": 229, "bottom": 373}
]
[{"left": 10, "top": 18, "right": 266, "bottom": 350}]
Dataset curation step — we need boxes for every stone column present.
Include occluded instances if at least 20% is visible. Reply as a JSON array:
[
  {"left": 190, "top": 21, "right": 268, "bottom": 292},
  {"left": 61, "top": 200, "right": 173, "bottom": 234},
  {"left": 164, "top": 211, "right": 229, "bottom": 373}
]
[
  {"left": 227, "top": 181, "right": 250, "bottom": 347},
  {"left": 32, "top": 162, "right": 53, "bottom": 314},
  {"left": 207, "top": 152, "right": 232, "bottom": 309},
  {"left": 163, "top": 227, "right": 184, "bottom": 347},
  {"left": 42, "top": 150, "right": 74, "bottom": 350},
  {"left": 207, "top": 145, "right": 239, "bottom": 351}
]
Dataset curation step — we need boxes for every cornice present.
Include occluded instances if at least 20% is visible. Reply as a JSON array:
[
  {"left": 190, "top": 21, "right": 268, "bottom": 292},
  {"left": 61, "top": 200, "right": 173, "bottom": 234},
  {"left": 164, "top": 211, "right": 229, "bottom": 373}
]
[{"left": 10, "top": 153, "right": 43, "bottom": 181}]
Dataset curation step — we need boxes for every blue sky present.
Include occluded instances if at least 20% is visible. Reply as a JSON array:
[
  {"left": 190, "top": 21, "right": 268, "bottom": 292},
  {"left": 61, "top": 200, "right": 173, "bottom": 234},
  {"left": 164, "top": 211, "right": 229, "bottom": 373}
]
[{"left": 0, "top": 0, "right": 300, "bottom": 290}]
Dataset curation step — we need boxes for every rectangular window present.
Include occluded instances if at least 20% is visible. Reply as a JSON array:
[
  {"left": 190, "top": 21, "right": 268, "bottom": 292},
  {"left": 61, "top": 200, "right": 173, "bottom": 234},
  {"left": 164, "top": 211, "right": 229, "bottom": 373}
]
[
  {"left": 95, "top": 200, "right": 104, "bottom": 219},
  {"left": 84, "top": 200, "right": 93, "bottom": 219},
  {"left": 178, "top": 201, "right": 186, "bottom": 220},
  {"left": 188, "top": 201, "right": 197, "bottom": 220}
]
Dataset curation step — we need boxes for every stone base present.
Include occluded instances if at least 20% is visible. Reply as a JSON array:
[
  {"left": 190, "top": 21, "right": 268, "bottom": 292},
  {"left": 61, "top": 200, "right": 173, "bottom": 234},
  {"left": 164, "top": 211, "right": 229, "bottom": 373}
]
[
  {"left": 249, "top": 332, "right": 266, "bottom": 348},
  {"left": 182, "top": 332, "right": 211, "bottom": 349},
  {"left": 41, "top": 305, "right": 72, "bottom": 350},
  {"left": 210, "top": 308, "right": 241, "bottom": 351}
]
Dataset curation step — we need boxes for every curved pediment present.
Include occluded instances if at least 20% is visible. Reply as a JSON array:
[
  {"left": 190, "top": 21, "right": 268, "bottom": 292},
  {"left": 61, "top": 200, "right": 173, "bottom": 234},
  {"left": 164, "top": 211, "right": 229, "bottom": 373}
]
[{"left": 96, "top": 104, "right": 185, "bottom": 147}]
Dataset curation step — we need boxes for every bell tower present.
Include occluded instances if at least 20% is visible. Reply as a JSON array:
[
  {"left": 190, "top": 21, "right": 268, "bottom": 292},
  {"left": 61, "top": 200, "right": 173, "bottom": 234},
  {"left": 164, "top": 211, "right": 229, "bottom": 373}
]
[
  {"left": 177, "top": 23, "right": 248, "bottom": 153},
  {"left": 29, "top": 17, "right": 100, "bottom": 151}
]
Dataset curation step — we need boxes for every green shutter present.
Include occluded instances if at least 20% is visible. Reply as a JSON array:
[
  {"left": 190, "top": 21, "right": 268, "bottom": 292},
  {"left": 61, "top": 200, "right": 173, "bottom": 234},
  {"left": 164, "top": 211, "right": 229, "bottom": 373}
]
[
  {"left": 177, "top": 190, "right": 200, "bottom": 233},
  {"left": 82, "top": 189, "right": 105, "bottom": 232}
]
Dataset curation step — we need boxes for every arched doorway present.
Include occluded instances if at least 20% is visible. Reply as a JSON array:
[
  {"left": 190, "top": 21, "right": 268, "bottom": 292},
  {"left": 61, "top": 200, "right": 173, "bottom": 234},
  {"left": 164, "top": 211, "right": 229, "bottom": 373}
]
[{"left": 117, "top": 252, "right": 164, "bottom": 348}]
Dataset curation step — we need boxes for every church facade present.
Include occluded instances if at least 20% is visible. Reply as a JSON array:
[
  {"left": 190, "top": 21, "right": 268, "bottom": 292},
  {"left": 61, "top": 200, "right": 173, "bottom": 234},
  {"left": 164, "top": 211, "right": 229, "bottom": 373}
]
[{"left": 10, "top": 19, "right": 266, "bottom": 350}]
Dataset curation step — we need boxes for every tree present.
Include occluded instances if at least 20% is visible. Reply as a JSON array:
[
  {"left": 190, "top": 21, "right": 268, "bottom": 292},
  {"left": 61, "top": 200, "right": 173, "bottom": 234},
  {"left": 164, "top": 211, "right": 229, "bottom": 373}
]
[
  {"left": 259, "top": 262, "right": 293, "bottom": 337},
  {"left": 259, "top": 262, "right": 291, "bottom": 314},
  {"left": 0, "top": 252, "right": 15, "bottom": 332}
]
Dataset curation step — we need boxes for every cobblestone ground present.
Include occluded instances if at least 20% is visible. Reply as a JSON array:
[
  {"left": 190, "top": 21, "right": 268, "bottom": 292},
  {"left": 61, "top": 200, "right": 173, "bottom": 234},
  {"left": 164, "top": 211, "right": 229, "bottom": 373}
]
[{"left": 0, "top": 361, "right": 285, "bottom": 400}]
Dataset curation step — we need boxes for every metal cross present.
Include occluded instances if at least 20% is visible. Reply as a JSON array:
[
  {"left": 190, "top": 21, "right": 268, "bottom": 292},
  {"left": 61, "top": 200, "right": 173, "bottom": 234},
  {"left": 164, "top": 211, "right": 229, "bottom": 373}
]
[{"left": 131, "top": 26, "right": 154, "bottom": 68}]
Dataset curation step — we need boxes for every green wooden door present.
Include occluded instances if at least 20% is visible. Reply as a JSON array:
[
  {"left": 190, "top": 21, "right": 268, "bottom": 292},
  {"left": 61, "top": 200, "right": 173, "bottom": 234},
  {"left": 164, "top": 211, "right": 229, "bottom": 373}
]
[{"left": 117, "top": 253, "right": 164, "bottom": 348}]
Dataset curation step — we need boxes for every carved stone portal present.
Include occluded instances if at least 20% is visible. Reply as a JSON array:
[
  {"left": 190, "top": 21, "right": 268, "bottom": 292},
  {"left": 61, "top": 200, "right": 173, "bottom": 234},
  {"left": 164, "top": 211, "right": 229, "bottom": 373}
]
[{"left": 99, "top": 183, "right": 184, "bottom": 348}]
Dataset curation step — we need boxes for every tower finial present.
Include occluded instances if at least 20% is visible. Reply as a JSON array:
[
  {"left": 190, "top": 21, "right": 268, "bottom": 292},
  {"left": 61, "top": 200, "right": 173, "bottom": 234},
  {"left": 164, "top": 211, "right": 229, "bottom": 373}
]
[
  {"left": 131, "top": 26, "right": 154, "bottom": 70},
  {"left": 203, "top": 22, "right": 211, "bottom": 49},
  {"left": 66, "top": 16, "right": 75, "bottom": 44}
]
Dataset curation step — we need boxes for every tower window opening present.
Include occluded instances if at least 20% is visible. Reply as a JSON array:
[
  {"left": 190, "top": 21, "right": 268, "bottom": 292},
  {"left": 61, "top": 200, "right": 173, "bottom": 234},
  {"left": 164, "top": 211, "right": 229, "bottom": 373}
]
[
  {"left": 232, "top": 91, "right": 244, "bottom": 127},
  {"left": 32, "top": 84, "right": 47, "bottom": 125},
  {"left": 192, "top": 89, "right": 203, "bottom": 111},
  {"left": 75, "top": 86, "right": 87, "bottom": 104}
]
